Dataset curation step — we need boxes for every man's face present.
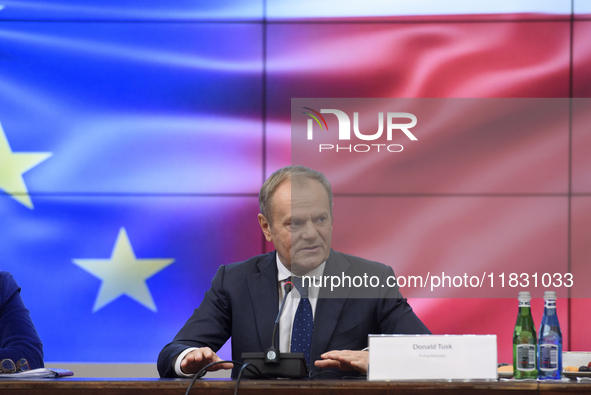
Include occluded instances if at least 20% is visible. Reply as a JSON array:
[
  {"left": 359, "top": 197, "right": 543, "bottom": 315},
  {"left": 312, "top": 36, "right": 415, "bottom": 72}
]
[{"left": 258, "top": 178, "right": 332, "bottom": 275}]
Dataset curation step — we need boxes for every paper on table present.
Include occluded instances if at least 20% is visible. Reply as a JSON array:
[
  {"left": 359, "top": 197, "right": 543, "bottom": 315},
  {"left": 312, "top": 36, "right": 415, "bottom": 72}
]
[{"left": 0, "top": 368, "right": 74, "bottom": 379}]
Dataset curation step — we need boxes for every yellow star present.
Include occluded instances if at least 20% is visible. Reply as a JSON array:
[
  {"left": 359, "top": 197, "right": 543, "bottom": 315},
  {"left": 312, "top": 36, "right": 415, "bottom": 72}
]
[
  {"left": 0, "top": 121, "right": 52, "bottom": 209},
  {"left": 73, "top": 227, "right": 175, "bottom": 312}
]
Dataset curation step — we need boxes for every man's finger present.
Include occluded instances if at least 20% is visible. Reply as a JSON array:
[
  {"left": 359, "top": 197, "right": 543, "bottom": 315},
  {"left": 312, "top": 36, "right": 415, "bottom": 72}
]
[
  {"left": 201, "top": 347, "right": 214, "bottom": 360},
  {"left": 185, "top": 348, "right": 233, "bottom": 372},
  {"left": 316, "top": 350, "right": 368, "bottom": 373},
  {"left": 321, "top": 350, "right": 353, "bottom": 359},
  {"left": 350, "top": 360, "right": 363, "bottom": 369},
  {"left": 181, "top": 349, "right": 211, "bottom": 372},
  {"left": 315, "top": 359, "right": 354, "bottom": 371},
  {"left": 193, "top": 351, "right": 205, "bottom": 363},
  {"left": 209, "top": 361, "right": 234, "bottom": 371}
]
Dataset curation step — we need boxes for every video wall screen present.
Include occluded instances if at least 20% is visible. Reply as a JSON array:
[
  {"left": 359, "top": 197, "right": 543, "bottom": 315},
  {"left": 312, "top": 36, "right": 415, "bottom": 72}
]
[{"left": 0, "top": 0, "right": 589, "bottom": 365}]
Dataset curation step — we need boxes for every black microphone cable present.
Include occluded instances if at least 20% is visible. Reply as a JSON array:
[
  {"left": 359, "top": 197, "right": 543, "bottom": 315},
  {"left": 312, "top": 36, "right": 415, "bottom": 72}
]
[
  {"left": 184, "top": 360, "right": 266, "bottom": 395},
  {"left": 187, "top": 278, "right": 296, "bottom": 394}
]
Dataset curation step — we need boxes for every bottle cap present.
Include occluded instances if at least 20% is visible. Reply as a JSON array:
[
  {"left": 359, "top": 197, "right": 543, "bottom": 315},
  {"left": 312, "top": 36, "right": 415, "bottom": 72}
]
[
  {"left": 543, "top": 291, "right": 557, "bottom": 299},
  {"left": 518, "top": 291, "right": 531, "bottom": 301}
]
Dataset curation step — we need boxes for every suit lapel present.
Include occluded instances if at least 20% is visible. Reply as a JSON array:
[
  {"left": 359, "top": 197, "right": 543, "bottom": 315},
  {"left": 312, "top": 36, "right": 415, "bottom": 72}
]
[
  {"left": 246, "top": 252, "right": 279, "bottom": 350},
  {"left": 311, "top": 251, "right": 352, "bottom": 357}
]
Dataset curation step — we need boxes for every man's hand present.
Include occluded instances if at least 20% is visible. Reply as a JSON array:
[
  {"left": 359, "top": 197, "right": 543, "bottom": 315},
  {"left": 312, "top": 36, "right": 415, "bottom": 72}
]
[
  {"left": 180, "top": 347, "right": 234, "bottom": 375},
  {"left": 314, "top": 350, "right": 368, "bottom": 374}
]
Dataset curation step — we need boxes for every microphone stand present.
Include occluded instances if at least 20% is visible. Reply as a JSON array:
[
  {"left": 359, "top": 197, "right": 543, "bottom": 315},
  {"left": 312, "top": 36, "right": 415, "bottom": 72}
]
[
  {"left": 265, "top": 280, "right": 293, "bottom": 364},
  {"left": 241, "top": 278, "right": 309, "bottom": 378}
]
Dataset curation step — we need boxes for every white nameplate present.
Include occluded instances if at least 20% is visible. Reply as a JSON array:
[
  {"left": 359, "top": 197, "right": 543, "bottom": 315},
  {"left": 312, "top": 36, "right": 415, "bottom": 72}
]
[{"left": 368, "top": 334, "right": 497, "bottom": 380}]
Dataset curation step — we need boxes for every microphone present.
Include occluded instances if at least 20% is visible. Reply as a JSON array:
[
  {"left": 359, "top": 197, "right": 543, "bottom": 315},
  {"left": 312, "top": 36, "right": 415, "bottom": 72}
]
[
  {"left": 265, "top": 278, "right": 293, "bottom": 364},
  {"left": 241, "top": 277, "right": 308, "bottom": 378}
]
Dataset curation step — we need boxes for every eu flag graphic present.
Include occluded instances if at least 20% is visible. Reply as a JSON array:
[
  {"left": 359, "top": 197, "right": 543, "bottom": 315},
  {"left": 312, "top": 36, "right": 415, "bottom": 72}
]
[{"left": 0, "top": 15, "right": 264, "bottom": 363}]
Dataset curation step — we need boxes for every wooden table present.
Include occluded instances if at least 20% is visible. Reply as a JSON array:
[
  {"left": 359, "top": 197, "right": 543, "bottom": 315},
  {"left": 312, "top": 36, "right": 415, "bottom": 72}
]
[{"left": 0, "top": 378, "right": 589, "bottom": 395}]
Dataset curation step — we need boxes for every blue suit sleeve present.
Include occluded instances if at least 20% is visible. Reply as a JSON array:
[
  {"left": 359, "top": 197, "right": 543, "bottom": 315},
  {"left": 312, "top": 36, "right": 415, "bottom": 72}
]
[
  {"left": 157, "top": 265, "right": 231, "bottom": 378},
  {"left": 378, "top": 265, "right": 431, "bottom": 335},
  {"left": 0, "top": 272, "right": 44, "bottom": 368}
]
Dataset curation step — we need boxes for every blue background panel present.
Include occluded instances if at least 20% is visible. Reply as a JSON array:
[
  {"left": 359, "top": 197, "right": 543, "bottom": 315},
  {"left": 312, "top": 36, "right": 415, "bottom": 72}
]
[
  {"left": 0, "top": 21, "right": 263, "bottom": 194},
  {"left": 1, "top": 195, "right": 262, "bottom": 362},
  {"left": 0, "top": 1, "right": 264, "bottom": 21}
]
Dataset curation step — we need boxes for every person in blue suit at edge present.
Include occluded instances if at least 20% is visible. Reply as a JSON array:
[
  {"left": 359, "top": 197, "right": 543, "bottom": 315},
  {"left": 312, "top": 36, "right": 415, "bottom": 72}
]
[
  {"left": 158, "top": 165, "right": 430, "bottom": 379},
  {"left": 0, "top": 271, "right": 44, "bottom": 370}
]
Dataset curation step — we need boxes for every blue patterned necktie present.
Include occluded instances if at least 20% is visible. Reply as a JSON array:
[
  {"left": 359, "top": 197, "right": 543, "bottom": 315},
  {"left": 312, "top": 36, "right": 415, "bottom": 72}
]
[{"left": 290, "top": 277, "right": 313, "bottom": 367}]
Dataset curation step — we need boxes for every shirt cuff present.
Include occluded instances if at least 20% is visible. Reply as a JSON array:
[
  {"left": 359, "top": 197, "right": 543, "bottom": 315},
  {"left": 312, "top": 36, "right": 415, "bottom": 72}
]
[{"left": 174, "top": 347, "right": 199, "bottom": 377}]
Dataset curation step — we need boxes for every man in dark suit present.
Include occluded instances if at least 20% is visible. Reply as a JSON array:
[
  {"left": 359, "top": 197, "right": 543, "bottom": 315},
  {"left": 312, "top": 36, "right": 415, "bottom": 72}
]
[{"left": 158, "top": 166, "right": 430, "bottom": 378}]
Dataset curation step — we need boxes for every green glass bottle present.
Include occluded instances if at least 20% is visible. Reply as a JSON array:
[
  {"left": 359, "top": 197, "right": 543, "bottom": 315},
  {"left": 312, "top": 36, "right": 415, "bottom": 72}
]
[{"left": 513, "top": 291, "right": 537, "bottom": 379}]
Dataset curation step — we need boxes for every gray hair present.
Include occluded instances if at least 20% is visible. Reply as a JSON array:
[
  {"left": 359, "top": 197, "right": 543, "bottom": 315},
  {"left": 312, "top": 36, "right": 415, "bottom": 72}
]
[{"left": 259, "top": 165, "right": 333, "bottom": 226}]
